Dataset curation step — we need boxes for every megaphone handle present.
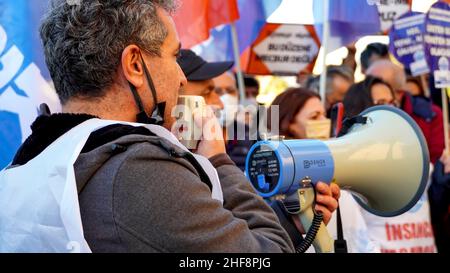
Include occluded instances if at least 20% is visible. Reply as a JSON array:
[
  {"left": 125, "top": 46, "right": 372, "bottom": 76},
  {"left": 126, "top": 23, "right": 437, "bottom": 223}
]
[{"left": 298, "top": 188, "right": 334, "bottom": 253}]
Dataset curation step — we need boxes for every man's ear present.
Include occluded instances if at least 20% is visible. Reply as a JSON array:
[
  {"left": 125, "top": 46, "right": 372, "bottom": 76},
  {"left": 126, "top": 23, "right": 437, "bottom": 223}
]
[{"left": 121, "top": 45, "right": 144, "bottom": 88}]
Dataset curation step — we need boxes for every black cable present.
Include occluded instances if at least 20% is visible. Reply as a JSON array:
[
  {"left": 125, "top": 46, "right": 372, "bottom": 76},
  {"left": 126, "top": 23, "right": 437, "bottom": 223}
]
[
  {"left": 295, "top": 211, "right": 324, "bottom": 253},
  {"left": 294, "top": 185, "right": 324, "bottom": 253},
  {"left": 334, "top": 204, "right": 348, "bottom": 253}
]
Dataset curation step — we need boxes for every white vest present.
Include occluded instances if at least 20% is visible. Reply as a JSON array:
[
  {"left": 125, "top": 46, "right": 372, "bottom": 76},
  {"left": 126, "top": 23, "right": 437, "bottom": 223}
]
[
  {"left": 360, "top": 191, "right": 436, "bottom": 253},
  {"left": 0, "top": 119, "right": 223, "bottom": 253}
]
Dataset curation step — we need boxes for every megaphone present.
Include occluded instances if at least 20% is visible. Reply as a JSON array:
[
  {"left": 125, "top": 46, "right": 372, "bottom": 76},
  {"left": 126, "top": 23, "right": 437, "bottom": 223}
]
[{"left": 245, "top": 105, "right": 429, "bottom": 217}]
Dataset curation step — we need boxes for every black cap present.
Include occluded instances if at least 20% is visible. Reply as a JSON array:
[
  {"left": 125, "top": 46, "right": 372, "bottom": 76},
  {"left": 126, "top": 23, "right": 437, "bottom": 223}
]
[{"left": 177, "top": 49, "right": 234, "bottom": 81}]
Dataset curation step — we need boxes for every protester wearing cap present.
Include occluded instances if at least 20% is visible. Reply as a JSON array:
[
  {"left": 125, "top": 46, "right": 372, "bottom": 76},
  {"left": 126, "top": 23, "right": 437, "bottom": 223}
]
[{"left": 177, "top": 49, "right": 233, "bottom": 110}]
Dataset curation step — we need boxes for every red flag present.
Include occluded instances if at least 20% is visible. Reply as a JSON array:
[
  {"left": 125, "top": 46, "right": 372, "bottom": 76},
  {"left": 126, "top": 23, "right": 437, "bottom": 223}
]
[{"left": 173, "top": 0, "right": 239, "bottom": 48}]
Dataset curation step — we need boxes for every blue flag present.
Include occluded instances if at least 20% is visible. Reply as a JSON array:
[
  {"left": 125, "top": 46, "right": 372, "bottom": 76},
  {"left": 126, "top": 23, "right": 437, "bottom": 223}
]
[
  {"left": 313, "top": 0, "right": 381, "bottom": 52},
  {"left": 193, "top": 0, "right": 282, "bottom": 62},
  {"left": 0, "top": 0, "right": 61, "bottom": 169}
]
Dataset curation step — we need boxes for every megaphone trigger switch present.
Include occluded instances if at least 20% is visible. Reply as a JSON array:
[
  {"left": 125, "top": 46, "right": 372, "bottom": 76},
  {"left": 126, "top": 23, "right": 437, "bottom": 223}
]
[{"left": 300, "top": 176, "right": 313, "bottom": 188}]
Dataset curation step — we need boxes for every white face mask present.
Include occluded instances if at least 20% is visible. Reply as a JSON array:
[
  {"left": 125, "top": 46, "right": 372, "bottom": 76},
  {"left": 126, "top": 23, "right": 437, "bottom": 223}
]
[
  {"left": 241, "top": 97, "right": 258, "bottom": 107},
  {"left": 218, "top": 94, "right": 239, "bottom": 127},
  {"left": 305, "top": 119, "right": 331, "bottom": 140}
]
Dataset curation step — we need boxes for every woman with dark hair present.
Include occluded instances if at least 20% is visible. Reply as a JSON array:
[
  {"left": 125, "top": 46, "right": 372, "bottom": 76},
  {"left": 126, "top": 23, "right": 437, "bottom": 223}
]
[
  {"left": 343, "top": 76, "right": 396, "bottom": 119},
  {"left": 406, "top": 76, "right": 426, "bottom": 97},
  {"left": 269, "top": 88, "right": 328, "bottom": 139}
]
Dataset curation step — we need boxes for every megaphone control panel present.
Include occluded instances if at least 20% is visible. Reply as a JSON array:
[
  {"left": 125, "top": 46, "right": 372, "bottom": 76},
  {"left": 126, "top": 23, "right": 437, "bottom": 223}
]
[{"left": 247, "top": 146, "right": 281, "bottom": 194}]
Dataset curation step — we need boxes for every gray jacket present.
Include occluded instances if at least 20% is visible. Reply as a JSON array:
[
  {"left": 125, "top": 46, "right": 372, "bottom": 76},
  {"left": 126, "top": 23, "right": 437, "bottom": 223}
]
[{"left": 74, "top": 133, "right": 295, "bottom": 253}]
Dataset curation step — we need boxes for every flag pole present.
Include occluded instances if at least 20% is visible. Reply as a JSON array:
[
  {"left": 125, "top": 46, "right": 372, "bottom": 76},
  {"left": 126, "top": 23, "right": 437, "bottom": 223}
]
[
  {"left": 319, "top": 0, "right": 330, "bottom": 107},
  {"left": 230, "top": 22, "right": 246, "bottom": 102},
  {"left": 421, "top": 74, "right": 430, "bottom": 98},
  {"left": 442, "top": 88, "right": 450, "bottom": 155}
]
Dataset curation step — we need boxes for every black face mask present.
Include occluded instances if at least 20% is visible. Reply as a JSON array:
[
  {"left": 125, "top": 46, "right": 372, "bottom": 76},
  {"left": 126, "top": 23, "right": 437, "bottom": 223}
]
[{"left": 128, "top": 54, "right": 165, "bottom": 125}]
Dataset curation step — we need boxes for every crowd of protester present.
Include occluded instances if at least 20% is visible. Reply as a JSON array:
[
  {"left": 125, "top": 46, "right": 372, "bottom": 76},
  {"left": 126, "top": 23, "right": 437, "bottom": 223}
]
[{"left": 188, "top": 42, "right": 449, "bottom": 253}]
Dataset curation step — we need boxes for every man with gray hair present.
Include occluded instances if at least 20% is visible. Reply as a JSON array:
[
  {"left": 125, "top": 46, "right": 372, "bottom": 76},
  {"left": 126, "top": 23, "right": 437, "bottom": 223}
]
[
  {"left": 366, "top": 60, "right": 407, "bottom": 94},
  {"left": 0, "top": 0, "right": 340, "bottom": 252},
  {"left": 307, "top": 65, "right": 354, "bottom": 116},
  {"left": 366, "top": 60, "right": 444, "bottom": 163}
]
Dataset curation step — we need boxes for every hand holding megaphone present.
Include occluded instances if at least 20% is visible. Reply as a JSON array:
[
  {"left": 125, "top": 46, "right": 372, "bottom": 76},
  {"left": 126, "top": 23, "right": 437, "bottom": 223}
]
[
  {"left": 290, "top": 180, "right": 340, "bottom": 253},
  {"left": 290, "top": 182, "right": 340, "bottom": 231}
]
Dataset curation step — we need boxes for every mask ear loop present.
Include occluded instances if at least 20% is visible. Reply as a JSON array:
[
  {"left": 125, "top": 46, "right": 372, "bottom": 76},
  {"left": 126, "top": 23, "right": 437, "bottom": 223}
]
[
  {"left": 128, "top": 82, "right": 155, "bottom": 124},
  {"left": 127, "top": 52, "right": 166, "bottom": 125},
  {"left": 129, "top": 83, "right": 146, "bottom": 114},
  {"left": 140, "top": 54, "right": 165, "bottom": 125}
]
